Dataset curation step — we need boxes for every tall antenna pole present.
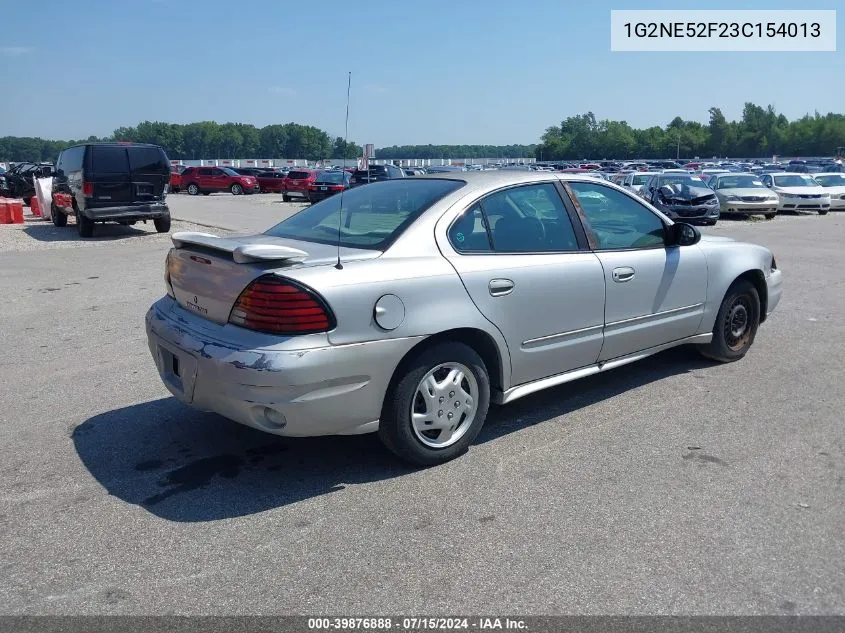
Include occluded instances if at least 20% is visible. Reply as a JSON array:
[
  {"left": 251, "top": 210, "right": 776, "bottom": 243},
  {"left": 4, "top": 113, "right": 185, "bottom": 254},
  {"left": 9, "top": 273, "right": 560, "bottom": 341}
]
[{"left": 335, "top": 71, "right": 351, "bottom": 270}]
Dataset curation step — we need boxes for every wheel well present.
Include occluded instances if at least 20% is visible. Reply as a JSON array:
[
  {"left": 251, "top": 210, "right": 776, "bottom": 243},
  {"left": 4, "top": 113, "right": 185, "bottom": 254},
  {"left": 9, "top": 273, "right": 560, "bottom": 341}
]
[
  {"left": 735, "top": 269, "right": 768, "bottom": 322},
  {"left": 389, "top": 328, "right": 505, "bottom": 394}
]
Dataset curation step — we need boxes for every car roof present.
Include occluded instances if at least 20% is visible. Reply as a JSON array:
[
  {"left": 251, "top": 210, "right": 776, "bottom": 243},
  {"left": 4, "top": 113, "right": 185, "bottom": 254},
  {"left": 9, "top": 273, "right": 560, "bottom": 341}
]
[{"left": 811, "top": 172, "right": 843, "bottom": 176}]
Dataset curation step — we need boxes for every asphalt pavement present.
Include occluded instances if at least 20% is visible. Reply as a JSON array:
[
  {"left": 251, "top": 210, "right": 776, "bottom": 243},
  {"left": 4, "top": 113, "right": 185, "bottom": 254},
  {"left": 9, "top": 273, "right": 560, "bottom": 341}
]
[{"left": 1, "top": 202, "right": 843, "bottom": 615}]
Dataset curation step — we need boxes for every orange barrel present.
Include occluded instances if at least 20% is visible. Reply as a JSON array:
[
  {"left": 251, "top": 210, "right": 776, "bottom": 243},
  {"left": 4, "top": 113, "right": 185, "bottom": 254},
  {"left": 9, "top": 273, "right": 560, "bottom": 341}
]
[
  {"left": 0, "top": 199, "right": 11, "bottom": 224},
  {"left": 30, "top": 196, "right": 41, "bottom": 217},
  {"left": 9, "top": 199, "right": 25, "bottom": 224}
]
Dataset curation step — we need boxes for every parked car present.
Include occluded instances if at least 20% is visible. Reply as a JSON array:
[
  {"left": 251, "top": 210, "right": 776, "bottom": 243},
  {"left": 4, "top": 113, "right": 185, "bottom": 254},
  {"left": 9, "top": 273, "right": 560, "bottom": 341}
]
[
  {"left": 0, "top": 161, "right": 54, "bottom": 202},
  {"left": 811, "top": 172, "right": 845, "bottom": 210},
  {"left": 760, "top": 173, "right": 830, "bottom": 215},
  {"left": 51, "top": 142, "right": 170, "bottom": 237},
  {"left": 640, "top": 173, "right": 720, "bottom": 225},
  {"left": 282, "top": 169, "right": 319, "bottom": 201},
  {"left": 169, "top": 165, "right": 186, "bottom": 193},
  {"left": 350, "top": 164, "right": 406, "bottom": 187},
  {"left": 621, "top": 171, "right": 657, "bottom": 193},
  {"left": 709, "top": 173, "right": 780, "bottom": 219},
  {"left": 180, "top": 166, "right": 259, "bottom": 196},
  {"left": 245, "top": 169, "right": 287, "bottom": 193},
  {"left": 307, "top": 170, "right": 352, "bottom": 203},
  {"left": 146, "top": 171, "right": 782, "bottom": 466}
]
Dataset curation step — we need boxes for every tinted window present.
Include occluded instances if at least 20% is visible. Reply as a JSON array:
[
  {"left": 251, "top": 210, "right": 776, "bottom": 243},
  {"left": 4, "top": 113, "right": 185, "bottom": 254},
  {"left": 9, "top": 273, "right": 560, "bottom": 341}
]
[
  {"left": 91, "top": 146, "right": 129, "bottom": 173},
  {"left": 265, "top": 178, "right": 465, "bottom": 250},
  {"left": 482, "top": 183, "right": 578, "bottom": 252},
  {"left": 287, "top": 171, "right": 311, "bottom": 179},
  {"left": 128, "top": 146, "right": 168, "bottom": 174},
  {"left": 315, "top": 171, "right": 349, "bottom": 184},
  {"left": 198, "top": 168, "right": 212, "bottom": 176},
  {"left": 568, "top": 181, "right": 665, "bottom": 250}
]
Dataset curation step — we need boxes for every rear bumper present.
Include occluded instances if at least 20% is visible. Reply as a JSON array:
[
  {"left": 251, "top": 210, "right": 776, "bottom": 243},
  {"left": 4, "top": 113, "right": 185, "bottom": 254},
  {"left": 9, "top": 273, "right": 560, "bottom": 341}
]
[
  {"left": 83, "top": 202, "right": 169, "bottom": 221},
  {"left": 145, "top": 296, "right": 424, "bottom": 437}
]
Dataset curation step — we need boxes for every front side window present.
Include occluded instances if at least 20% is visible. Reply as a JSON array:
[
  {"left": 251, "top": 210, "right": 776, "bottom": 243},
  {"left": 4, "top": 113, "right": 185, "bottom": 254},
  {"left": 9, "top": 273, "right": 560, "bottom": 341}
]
[{"left": 568, "top": 181, "right": 666, "bottom": 250}]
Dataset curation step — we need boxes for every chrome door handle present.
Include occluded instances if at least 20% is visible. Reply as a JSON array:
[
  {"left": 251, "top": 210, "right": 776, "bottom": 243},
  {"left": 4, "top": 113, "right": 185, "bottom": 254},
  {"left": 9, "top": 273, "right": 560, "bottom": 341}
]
[
  {"left": 489, "top": 278, "right": 515, "bottom": 296},
  {"left": 612, "top": 267, "right": 636, "bottom": 283}
]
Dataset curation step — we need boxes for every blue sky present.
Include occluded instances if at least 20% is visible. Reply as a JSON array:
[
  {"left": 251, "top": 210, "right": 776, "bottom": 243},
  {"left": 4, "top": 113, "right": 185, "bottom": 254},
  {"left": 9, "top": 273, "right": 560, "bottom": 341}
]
[{"left": 0, "top": 0, "right": 841, "bottom": 146}]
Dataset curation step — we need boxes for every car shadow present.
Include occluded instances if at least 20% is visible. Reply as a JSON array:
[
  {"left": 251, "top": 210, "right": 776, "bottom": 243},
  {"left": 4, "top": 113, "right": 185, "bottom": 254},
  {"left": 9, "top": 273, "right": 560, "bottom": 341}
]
[
  {"left": 23, "top": 222, "right": 154, "bottom": 242},
  {"left": 73, "top": 347, "right": 713, "bottom": 523}
]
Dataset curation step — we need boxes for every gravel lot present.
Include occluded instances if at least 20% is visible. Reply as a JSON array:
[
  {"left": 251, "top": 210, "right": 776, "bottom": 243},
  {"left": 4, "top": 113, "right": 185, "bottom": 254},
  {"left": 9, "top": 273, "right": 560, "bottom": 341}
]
[{"left": 1, "top": 202, "right": 843, "bottom": 616}]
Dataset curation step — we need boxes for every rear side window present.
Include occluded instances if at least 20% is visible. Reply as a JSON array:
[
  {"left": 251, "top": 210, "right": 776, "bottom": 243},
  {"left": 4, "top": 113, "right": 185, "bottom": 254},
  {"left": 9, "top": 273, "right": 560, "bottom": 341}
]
[
  {"left": 91, "top": 146, "right": 129, "bottom": 173},
  {"left": 128, "top": 147, "right": 168, "bottom": 174}
]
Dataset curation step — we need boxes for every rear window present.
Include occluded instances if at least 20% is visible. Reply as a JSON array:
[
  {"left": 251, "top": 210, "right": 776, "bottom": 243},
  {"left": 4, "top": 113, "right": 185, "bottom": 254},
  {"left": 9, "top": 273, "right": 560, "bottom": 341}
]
[
  {"left": 128, "top": 146, "right": 168, "bottom": 173},
  {"left": 91, "top": 146, "right": 129, "bottom": 173},
  {"left": 265, "top": 178, "right": 465, "bottom": 250},
  {"left": 287, "top": 171, "right": 311, "bottom": 179}
]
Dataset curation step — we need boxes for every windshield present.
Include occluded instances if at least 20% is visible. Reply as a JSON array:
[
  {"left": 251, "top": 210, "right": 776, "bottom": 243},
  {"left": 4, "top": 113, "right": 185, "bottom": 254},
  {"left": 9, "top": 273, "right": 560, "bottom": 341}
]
[
  {"left": 716, "top": 175, "right": 766, "bottom": 189},
  {"left": 813, "top": 174, "right": 845, "bottom": 186},
  {"left": 631, "top": 175, "right": 650, "bottom": 185},
  {"left": 315, "top": 171, "right": 348, "bottom": 184},
  {"left": 774, "top": 175, "right": 817, "bottom": 187},
  {"left": 659, "top": 175, "right": 706, "bottom": 187},
  {"left": 264, "top": 178, "right": 465, "bottom": 250}
]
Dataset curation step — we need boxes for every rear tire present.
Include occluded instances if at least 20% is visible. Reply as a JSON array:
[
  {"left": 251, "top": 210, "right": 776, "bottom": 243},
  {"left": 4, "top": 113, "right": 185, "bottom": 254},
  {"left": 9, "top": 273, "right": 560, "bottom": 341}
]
[
  {"left": 282, "top": 194, "right": 291, "bottom": 202},
  {"left": 231, "top": 183, "right": 243, "bottom": 195},
  {"left": 186, "top": 183, "right": 199, "bottom": 195},
  {"left": 154, "top": 216, "right": 171, "bottom": 233},
  {"left": 51, "top": 204, "right": 67, "bottom": 227},
  {"left": 75, "top": 210, "right": 94, "bottom": 238},
  {"left": 378, "top": 342, "right": 490, "bottom": 467},
  {"left": 697, "top": 279, "right": 760, "bottom": 363}
]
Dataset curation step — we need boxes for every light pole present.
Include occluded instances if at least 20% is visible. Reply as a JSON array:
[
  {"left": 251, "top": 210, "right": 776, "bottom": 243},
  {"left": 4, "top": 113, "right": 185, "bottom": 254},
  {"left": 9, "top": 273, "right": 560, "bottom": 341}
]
[{"left": 676, "top": 132, "right": 681, "bottom": 160}]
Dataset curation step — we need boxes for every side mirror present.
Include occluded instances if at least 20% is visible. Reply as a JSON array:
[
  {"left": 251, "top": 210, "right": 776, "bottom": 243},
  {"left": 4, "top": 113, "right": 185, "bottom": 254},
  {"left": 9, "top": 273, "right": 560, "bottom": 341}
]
[{"left": 668, "top": 222, "right": 701, "bottom": 247}]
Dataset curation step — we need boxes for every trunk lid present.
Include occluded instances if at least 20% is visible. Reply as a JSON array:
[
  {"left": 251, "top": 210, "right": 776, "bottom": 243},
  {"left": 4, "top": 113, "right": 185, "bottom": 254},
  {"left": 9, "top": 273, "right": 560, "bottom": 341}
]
[{"left": 167, "top": 232, "right": 380, "bottom": 325}]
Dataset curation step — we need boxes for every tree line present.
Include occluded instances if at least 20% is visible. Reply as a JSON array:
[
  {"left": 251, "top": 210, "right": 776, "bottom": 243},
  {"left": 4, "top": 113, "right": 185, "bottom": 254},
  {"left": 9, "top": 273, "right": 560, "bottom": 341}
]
[
  {"left": 3, "top": 103, "right": 845, "bottom": 163},
  {"left": 536, "top": 103, "right": 845, "bottom": 160}
]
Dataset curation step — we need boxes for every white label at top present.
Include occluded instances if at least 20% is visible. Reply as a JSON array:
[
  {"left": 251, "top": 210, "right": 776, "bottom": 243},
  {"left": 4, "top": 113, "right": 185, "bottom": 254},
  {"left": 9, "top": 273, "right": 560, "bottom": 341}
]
[{"left": 610, "top": 10, "right": 836, "bottom": 51}]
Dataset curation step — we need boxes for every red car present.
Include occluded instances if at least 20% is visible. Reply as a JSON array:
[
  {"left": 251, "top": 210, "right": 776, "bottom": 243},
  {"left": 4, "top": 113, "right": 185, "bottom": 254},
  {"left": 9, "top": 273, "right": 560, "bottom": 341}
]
[
  {"left": 169, "top": 165, "right": 185, "bottom": 192},
  {"left": 255, "top": 170, "right": 287, "bottom": 193},
  {"left": 180, "top": 166, "right": 260, "bottom": 195},
  {"left": 282, "top": 169, "right": 318, "bottom": 201}
]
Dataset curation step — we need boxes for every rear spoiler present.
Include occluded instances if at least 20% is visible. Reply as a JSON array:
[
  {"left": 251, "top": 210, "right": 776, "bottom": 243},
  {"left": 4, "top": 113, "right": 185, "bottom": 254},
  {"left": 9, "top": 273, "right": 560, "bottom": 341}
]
[{"left": 171, "top": 232, "right": 309, "bottom": 264}]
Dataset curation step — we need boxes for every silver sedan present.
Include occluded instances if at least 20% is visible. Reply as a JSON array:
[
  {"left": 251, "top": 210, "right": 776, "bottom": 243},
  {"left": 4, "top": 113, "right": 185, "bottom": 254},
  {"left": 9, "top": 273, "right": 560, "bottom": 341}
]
[{"left": 146, "top": 171, "right": 783, "bottom": 465}]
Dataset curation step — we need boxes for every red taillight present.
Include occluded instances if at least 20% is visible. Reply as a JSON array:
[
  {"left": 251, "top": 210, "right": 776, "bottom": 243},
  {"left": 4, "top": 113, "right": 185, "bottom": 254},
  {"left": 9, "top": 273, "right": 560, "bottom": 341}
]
[
  {"left": 228, "top": 275, "right": 334, "bottom": 335},
  {"left": 82, "top": 182, "right": 94, "bottom": 196}
]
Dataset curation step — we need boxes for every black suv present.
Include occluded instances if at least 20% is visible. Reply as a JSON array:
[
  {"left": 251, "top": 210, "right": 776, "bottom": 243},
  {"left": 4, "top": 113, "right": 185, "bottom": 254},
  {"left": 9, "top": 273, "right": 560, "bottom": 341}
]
[
  {"left": 51, "top": 142, "right": 171, "bottom": 237},
  {"left": 349, "top": 164, "right": 406, "bottom": 187}
]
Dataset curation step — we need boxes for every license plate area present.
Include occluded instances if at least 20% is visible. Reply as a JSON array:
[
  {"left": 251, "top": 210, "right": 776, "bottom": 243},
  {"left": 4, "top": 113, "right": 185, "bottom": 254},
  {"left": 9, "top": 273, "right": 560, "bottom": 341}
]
[
  {"left": 320, "top": 186, "right": 327, "bottom": 191},
  {"left": 136, "top": 183, "right": 154, "bottom": 196},
  {"left": 156, "top": 343, "right": 198, "bottom": 403}
]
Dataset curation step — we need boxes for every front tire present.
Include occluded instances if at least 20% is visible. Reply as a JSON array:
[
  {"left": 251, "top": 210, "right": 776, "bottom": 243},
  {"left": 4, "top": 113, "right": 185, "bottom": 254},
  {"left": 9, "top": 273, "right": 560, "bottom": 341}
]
[
  {"left": 378, "top": 342, "right": 490, "bottom": 466},
  {"left": 154, "top": 216, "right": 171, "bottom": 233},
  {"left": 186, "top": 183, "right": 199, "bottom": 196},
  {"left": 51, "top": 203, "right": 67, "bottom": 227},
  {"left": 698, "top": 279, "right": 760, "bottom": 363},
  {"left": 75, "top": 210, "right": 94, "bottom": 238},
  {"left": 282, "top": 194, "right": 291, "bottom": 202},
  {"left": 819, "top": 209, "right": 829, "bottom": 216},
  {"left": 231, "top": 183, "right": 243, "bottom": 195},
  {"left": 764, "top": 212, "right": 776, "bottom": 220}
]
